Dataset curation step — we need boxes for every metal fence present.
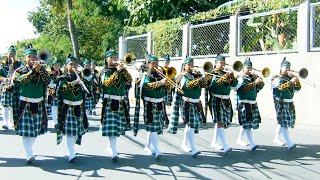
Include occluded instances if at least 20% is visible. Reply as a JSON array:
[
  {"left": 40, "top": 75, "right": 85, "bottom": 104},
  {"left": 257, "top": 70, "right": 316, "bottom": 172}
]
[
  {"left": 238, "top": 7, "right": 299, "bottom": 55},
  {"left": 189, "top": 19, "right": 230, "bottom": 58},
  {"left": 125, "top": 34, "right": 148, "bottom": 60},
  {"left": 152, "top": 30, "right": 183, "bottom": 59},
  {"left": 310, "top": 2, "right": 320, "bottom": 51}
]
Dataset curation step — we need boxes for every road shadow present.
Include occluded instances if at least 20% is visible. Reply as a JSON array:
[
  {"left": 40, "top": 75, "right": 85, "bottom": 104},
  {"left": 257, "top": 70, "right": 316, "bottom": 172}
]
[{"left": 0, "top": 144, "right": 319, "bottom": 179}]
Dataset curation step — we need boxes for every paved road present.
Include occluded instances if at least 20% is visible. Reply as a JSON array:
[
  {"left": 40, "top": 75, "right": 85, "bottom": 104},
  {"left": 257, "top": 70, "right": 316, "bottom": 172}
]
[{"left": 0, "top": 105, "right": 319, "bottom": 180}]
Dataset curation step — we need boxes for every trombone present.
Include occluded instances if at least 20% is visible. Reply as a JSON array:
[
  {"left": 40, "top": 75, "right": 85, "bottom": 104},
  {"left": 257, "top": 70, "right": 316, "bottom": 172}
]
[
  {"left": 123, "top": 53, "right": 138, "bottom": 70},
  {"left": 288, "top": 68, "right": 316, "bottom": 88},
  {"left": 153, "top": 67, "right": 184, "bottom": 94},
  {"left": 194, "top": 60, "right": 243, "bottom": 77}
]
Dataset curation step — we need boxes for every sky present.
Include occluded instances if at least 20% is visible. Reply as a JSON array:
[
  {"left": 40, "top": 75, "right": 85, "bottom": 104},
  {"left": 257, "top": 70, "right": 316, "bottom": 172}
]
[{"left": 0, "top": 0, "right": 40, "bottom": 53}]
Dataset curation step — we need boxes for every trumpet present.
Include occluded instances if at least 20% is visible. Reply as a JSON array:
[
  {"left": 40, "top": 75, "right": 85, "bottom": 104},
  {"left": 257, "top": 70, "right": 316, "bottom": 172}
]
[
  {"left": 153, "top": 67, "right": 184, "bottom": 94},
  {"left": 37, "top": 49, "right": 51, "bottom": 64}
]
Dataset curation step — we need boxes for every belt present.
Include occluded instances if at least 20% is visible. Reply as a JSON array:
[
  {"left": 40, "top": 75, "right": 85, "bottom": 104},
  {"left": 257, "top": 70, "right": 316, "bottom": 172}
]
[
  {"left": 212, "top": 94, "right": 230, "bottom": 99},
  {"left": 20, "top": 96, "right": 43, "bottom": 103},
  {"left": 238, "top": 100, "right": 257, "bottom": 104},
  {"left": 143, "top": 97, "right": 164, "bottom": 103},
  {"left": 183, "top": 97, "right": 200, "bottom": 103},
  {"left": 275, "top": 97, "right": 293, "bottom": 103},
  {"left": 103, "top": 94, "right": 124, "bottom": 101},
  {"left": 63, "top": 99, "right": 83, "bottom": 106}
]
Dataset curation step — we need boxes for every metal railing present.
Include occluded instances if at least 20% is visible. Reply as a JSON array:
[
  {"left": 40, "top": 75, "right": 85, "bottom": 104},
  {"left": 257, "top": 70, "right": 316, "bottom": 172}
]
[
  {"left": 238, "top": 7, "right": 299, "bottom": 55},
  {"left": 189, "top": 19, "right": 230, "bottom": 58},
  {"left": 125, "top": 34, "right": 148, "bottom": 60},
  {"left": 310, "top": 2, "right": 320, "bottom": 51}
]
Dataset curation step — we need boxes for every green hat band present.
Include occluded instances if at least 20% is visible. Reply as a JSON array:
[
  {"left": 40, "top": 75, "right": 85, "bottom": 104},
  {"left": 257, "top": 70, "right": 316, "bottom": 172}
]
[
  {"left": 52, "top": 59, "right": 60, "bottom": 65},
  {"left": 148, "top": 57, "right": 158, "bottom": 63},
  {"left": 25, "top": 49, "right": 37, "bottom": 55},
  {"left": 215, "top": 55, "right": 225, "bottom": 62},
  {"left": 8, "top": 48, "right": 16, "bottom": 53},
  {"left": 66, "top": 56, "right": 77, "bottom": 64},
  {"left": 183, "top": 57, "right": 193, "bottom": 64},
  {"left": 105, "top": 51, "right": 118, "bottom": 58},
  {"left": 83, "top": 59, "right": 91, "bottom": 65},
  {"left": 243, "top": 58, "right": 252, "bottom": 66}
]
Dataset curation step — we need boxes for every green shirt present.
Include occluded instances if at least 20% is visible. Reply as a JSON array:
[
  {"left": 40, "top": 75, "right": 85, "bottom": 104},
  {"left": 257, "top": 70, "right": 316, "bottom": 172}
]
[
  {"left": 142, "top": 72, "right": 166, "bottom": 98},
  {"left": 237, "top": 74, "right": 264, "bottom": 101},
  {"left": 57, "top": 73, "right": 83, "bottom": 101},
  {"left": 15, "top": 66, "right": 50, "bottom": 98},
  {"left": 181, "top": 72, "right": 207, "bottom": 99},
  {"left": 208, "top": 69, "right": 238, "bottom": 96},
  {"left": 101, "top": 68, "right": 132, "bottom": 96}
]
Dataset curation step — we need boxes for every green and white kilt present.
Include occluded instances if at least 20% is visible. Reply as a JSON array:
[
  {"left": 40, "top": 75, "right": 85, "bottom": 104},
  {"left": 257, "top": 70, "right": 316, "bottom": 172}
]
[
  {"left": 180, "top": 102, "right": 200, "bottom": 132},
  {"left": 124, "top": 91, "right": 130, "bottom": 110},
  {"left": 85, "top": 95, "right": 96, "bottom": 111},
  {"left": 143, "top": 101, "right": 164, "bottom": 134},
  {"left": 210, "top": 96, "right": 233, "bottom": 127},
  {"left": 274, "top": 99, "right": 296, "bottom": 128},
  {"left": 17, "top": 102, "right": 47, "bottom": 137},
  {"left": 164, "top": 93, "right": 172, "bottom": 106},
  {"left": 101, "top": 99, "right": 126, "bottom": 137},
  {"left": 1, "top": 91, "right": 13, "bottom": 107},
  {"left": 46, "top": 102, "right": 52, "bottom": 115},
  {"left": 63, "top": 107, "right": 86, "bottom": 136},
  {"left": 238, "top": 102, "right": 261, "bottom": 129}
]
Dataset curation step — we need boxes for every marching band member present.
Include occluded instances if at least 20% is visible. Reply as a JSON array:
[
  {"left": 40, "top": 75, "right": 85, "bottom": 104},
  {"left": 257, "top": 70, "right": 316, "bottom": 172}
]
[
  {"left": 99, "top": 48, "right": 132, "bottom": 161},
  {"left": 55, "top": 54, "right": 89, "bottom": 162},
  {"left": 235, "top": 58, "right": 263, "bottom": 151},
  {"left": 91, "top": 61, "right": 100, "bottom": 115},
  {"left": 272, "top": 58, "right": 300, "bottom": 150},
  {"left": 167, "top": 57, "right": 208, "bottom": 157},
  {"left": 162, "top": 55, "right": 172, "bottom": 126},
  {"left": 12, "top": 44, "right": 50, "bottom": 164},
  {"left": 208, "top": 55, "right": 238, "bottom": 153},
  {"left": 47, "top": 59, "right": 62, "bottom": 125},
  {"left": 82, "top": 59, "right": 97, "bottom": 117},
  {"left": 133, "top": 55, "right": 169, "bottom": 159},
  {"left": 0, "top": 45, "right": 23, "bottom": 130}
]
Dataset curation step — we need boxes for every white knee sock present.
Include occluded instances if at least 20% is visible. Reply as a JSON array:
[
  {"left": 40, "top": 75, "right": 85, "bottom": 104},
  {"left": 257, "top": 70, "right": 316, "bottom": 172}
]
[
  {"left": 181, "top": 125, "right": 190, "bottom": 149},
  {"left": 281, "top": 127, "right": 294, "bottom": 147},
  {"left": 109, "top": 136, "right": 118, "bottom": 157},
  {"left": 245, "top": 129, "right": 256, "bottom": 148},
  {"left": 273, "top": 124, "right": 282, "bottom": 141},
  {"left": 217, "top": 128, "right": 231, "bottom": 152},
  {"left": 211, "top": 123, "right": 218, "bottom": 144},
  {"left": 22, "top": 137, "right": 35, "bottom": 159},
  {"left": 2, "top": 107, "right": 10, "bottom": 127},
  {"left": 237, "top": 126, "right": 248, "bottom": 146},
  {"left": 67, "top": 135, "right": 76, "bottom": 157},
  {"left": 86, "top": 110, "right": 90, "bottom": 118},
  {"left": 150, "top": 132, "right": 161, "bottom": 156},
  {"left": 145, "top": 131, "right": 151, "bottom": 148},
  {"left": 187, "top": 128, "right": 199, "bottom": 153},
  {"left": 51, "top": 106, "right": 58, "bottom": 125}
]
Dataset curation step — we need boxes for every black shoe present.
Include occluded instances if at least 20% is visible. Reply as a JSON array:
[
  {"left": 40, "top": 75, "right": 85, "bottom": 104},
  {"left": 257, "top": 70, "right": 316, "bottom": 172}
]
[{"left": 2, "top": 125, "right": 8, "bottom": 130}]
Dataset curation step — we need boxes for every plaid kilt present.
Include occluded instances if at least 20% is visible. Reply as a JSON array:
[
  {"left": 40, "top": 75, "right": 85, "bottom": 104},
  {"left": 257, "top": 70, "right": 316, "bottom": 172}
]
[
  {"left": 16, "top": 102, "right": 47, "bottom": 137},
  {"left": 238, "top": 102, "right": 261, "bottom": 129},
  {"left": 164, "top": 93, "right": 172, "bottom": 106},
  {"left": 101, "top": 99, "right": 126, "bottom": 137},
  {"left": 85, "top": 95, "right": 96, "bottom": 111},
  {"left": 1, "top": 91, "right": 13, "bottom": 107},
  {"left": 63, "top": 107, "right": 86, "bottom": 136},
  {"left": 210, "top": 96, "right": 233, "bottom": 127},
  {"left": 181, "top": 102, "right": 201, "bottom": 132},
  {"left": 274, "top": 99, "right": 296, "bottom": 128},
  {"left": 143, "top": 101, "right": 164, "bottom": 134},
  {"left": 46, "top": 103, "right": 52, "bottom": 115}
]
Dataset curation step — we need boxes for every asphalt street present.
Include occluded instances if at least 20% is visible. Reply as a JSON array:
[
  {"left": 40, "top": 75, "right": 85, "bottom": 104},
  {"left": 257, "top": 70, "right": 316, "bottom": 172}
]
[{"left": 0, "top": 104, "right": 319, "bottom": 180}]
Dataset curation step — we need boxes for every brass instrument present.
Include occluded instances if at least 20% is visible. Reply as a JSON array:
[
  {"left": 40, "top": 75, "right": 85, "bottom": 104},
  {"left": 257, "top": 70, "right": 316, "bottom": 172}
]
[
  {"left": 72, "top": 68, "right": 90, "bottom": 94},
  {"left": 161, "top": 66, "right": 177, "bottom": 80},
  {"left": 251, "top": 67, "right": 271, "bottom": 78},
  {"left": 1, "top": 61, "right": 15, "bottom": 93},
  {"left": 82, "top": 68, "right": 92, "bottom": 79},
  {"left": 288, "top": 68, "right": 316, "bottom": 87},
  {"left": 123, "top": 53, "right": 138, "bottom": 70},
  {"left": 153, "top": 67, "right": 184, "bottom": 94},
  {"left": 194, "top": 61, "right": 242, "bottom": 77},
  {"left": 226, "top": 60, "right": 243, "bottom": 72},
  {"left": 37, "top": 49, "right": 51, "bottom": 64}
]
